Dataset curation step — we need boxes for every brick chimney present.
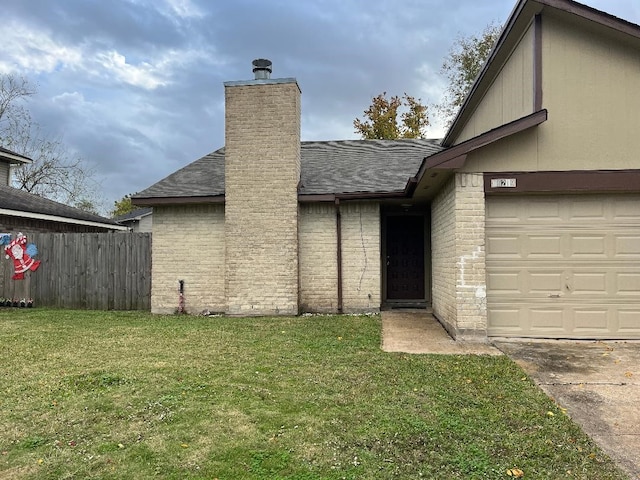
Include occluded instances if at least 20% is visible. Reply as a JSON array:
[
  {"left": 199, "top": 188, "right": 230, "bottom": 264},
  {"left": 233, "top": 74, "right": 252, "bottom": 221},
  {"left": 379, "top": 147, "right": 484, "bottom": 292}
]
[{"left": 223, "top": 59, "right": 301, "bottom": 315}]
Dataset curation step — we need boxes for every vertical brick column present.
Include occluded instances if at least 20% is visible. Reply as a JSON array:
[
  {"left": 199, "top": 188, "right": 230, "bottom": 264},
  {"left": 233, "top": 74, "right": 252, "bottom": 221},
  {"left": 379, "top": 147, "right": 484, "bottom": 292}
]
[
  {"left": 453, "top": 173, "right": 487, "bottom": 340},
  {"left": 431, "top": 173, "right": 487, "bottom": 340},
  {"left": 224, "top": 79, "right": 301, "bottom": 315}
]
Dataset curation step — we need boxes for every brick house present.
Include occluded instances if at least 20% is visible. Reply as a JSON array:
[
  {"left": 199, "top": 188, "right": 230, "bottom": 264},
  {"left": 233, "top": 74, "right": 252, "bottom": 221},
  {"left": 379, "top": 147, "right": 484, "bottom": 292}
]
[{"left": 134, "top": 0, "right": 640, "bottom": 340}]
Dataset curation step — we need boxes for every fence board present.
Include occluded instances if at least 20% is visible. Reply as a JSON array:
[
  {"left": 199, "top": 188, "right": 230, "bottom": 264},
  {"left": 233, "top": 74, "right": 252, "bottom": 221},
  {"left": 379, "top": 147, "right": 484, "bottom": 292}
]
[{"left": 0, "top": 232, "right": 151, "bottom": 310}]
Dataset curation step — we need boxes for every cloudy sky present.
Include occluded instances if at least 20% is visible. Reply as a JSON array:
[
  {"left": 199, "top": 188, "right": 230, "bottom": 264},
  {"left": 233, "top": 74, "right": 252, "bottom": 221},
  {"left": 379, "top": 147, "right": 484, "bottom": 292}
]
[{"left": 1, "top": 0, "right": 639, "bottom": 213}]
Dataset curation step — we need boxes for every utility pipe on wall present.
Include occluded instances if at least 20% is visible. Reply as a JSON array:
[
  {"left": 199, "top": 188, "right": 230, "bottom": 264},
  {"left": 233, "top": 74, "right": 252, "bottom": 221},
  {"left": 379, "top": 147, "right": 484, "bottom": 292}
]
[{"left": 335, "top": 198, "right": 343, "bottom": 313}]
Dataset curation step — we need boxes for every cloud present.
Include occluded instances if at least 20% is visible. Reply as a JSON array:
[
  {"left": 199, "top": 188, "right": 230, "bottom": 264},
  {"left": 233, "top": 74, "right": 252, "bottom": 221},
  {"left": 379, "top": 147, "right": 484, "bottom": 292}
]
[
  {"left": 0, "top": 21, "right": 83, "bottom": 74},
  {"left": 2, "top": 0, "right": 639, "bottom": 211},
  {"left": 94, "top": 51, "right": 169, "bottom": 89}
]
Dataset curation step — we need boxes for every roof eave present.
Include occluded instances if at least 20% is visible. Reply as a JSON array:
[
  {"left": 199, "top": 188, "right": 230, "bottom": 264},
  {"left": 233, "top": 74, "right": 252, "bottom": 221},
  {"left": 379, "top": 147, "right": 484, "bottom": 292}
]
[
  {"left": 132, "top": 195, "right": 225, "bottom": 207},
  {"left": 418, "top": 110, "right": 548, "bottom": 180},
  {"left": 0, "top": 150, "right": 33, "bottom": 165},
  {"left": 0, "top": 208, "right": 128, "bottom": 230}
]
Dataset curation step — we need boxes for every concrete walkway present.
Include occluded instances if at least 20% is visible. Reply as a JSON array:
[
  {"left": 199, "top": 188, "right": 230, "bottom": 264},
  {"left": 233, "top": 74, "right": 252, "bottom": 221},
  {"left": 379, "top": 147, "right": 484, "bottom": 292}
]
[{"left": 380, "top": 310, "right": 501, "bottom": 355}]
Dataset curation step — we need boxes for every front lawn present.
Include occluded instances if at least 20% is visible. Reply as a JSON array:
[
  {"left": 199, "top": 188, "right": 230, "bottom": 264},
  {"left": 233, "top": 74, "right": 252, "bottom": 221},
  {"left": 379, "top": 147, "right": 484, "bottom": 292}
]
[{"left": 0, "top": 310, "right": 627, "bottom": 479}]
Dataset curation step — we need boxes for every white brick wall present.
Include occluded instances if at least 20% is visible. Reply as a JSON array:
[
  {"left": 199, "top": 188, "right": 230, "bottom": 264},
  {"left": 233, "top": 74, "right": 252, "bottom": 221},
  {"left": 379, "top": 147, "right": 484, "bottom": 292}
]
[
  {"left": 299, "top": 203, "right": 338, "bottom": 312},
  {"left": 341, "top": 202, "right": 381, "bottom": 313},
  {"left": 151, "top": 204, "right": 225, "bottom": 314},
  {"left": 431, "top": 178, "right": 457, "bottom": 328},
  {"left": 431, "top": 173, "right": 487, "bottom": 339},
  {"left": 454, "top": 173, "right": 487, "bottom": 339}
]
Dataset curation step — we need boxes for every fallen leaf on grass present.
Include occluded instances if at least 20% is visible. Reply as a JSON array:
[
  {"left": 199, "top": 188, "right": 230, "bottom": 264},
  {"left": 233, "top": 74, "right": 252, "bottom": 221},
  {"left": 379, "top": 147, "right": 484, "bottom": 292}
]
[
  {"left": 507, "top": 467, "right": 524, "bottom": 477},
  {"left": 546, "top": 411, "right": 555, "bottom": 417},
  {"left": 181, "top": 444, "right": 189, "bottom": 448}
]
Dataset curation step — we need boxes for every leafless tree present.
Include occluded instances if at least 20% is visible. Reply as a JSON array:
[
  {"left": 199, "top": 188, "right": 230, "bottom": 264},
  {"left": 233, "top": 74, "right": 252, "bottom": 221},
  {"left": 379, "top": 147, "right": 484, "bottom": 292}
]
[{"left": 0, "top": 73, "right": 103, "bottom": 214}]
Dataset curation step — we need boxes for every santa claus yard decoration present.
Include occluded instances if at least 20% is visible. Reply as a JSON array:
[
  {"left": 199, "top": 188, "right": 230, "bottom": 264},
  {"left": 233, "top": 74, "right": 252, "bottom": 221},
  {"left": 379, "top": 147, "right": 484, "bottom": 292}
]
[{"left": 2, "top": 233, "right": 41, "bottom": 280}]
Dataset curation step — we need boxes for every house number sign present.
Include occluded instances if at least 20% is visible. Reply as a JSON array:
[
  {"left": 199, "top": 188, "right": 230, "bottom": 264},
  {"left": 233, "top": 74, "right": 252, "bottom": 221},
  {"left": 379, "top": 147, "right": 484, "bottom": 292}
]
[{"left": 490, "top": 178, "right": 517, "bottom": 188}]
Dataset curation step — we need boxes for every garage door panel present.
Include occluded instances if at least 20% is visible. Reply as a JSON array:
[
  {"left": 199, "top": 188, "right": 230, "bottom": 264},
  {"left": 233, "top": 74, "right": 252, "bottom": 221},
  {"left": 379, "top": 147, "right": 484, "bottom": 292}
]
[
  {"left": 528, "top": 199, "right": 561, "bottom": 220},
  {"left": 613, "top": 197, "right": 640, "bottom": 219},
  {"left": 574, "top": 309, "right": 609, "bottom": 331},
  {"left": 486, "top": 234, "right": 520, "bottom": 256},
  {"left": 619, "top": 310, "right": 640, "bottom": 333},
  {"left": 487, "top": 194, "right": 640, "bottom": 339},
  {"left": 486, "top": 271, "right": 521, "bottom": 293},
  {"left": 530, "top": 308, "right": 565, "bottom": 330},
  {"left": 572, "top": 272, "right": 607, "bottom": 294},
  {"left": 571, "top": 235, "right": 606, "bottom": 256},
  {"left": 616, "top": 272, "right": 640, "bottom": 295},
  {"left": 528, "top": 235, "right": 563, "bottom": 257},
  {"left": 488, "top": 307, "right": 523, "bottom": 331},
  {"left": 569, "top": 198, "right": 607, "bottom": 220},
  {"left": 615, "top": 236, "right": 640, "bottom": 256},
  {"left": 529, "top": 271, "right": 564, "bottom": 294}
]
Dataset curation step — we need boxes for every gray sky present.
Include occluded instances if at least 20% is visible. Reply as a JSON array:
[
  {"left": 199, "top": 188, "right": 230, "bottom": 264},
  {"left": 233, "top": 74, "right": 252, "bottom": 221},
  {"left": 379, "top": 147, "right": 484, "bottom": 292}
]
[{"left": 1, "top": 0, "right": 638, "bottom": 211}]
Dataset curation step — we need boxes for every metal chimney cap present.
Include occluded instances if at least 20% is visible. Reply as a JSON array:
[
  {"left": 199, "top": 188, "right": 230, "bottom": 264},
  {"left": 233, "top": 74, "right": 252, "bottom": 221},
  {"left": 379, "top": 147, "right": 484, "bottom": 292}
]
[{"left": 252, "top": 58, "right": 272, "bottom": 79}]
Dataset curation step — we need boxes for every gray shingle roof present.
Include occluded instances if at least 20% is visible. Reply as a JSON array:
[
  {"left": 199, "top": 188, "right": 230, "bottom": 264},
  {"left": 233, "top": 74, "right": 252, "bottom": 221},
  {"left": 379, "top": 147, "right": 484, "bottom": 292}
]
[
  {"left": 113, "top": 207, "right": 153, "bottom": 222},
  {"left": 0, "top": 184, "right": 121, "bottom": 226},
  {"left": 134, "top": 138, "right": 444, "bottom": 200}
]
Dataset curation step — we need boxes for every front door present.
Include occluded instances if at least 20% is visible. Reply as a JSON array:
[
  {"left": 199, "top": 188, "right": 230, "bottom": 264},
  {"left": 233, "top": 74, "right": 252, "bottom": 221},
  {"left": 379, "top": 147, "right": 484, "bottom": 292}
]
[{"left": 385, "top": 216, "right": 425, "bottom": 300}]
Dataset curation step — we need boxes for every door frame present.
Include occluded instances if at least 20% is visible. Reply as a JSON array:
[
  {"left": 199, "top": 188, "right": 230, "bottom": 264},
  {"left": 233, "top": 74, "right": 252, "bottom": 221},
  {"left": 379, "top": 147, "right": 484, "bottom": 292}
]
[{"left": 381, "top": 206, "right": 431, "bottom": 308}]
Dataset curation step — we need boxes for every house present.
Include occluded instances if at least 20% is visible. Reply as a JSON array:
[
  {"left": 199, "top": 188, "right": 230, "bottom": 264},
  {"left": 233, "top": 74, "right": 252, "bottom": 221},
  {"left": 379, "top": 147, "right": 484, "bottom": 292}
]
[
  {"left": 113, "top": 207, "right": 153, "bottom": 232},
  {"left": 134, "top": 0, "right": 640, "bottom": 340},
  {"left": 0, "top": 147, "right": 127, "bottom": 233}
]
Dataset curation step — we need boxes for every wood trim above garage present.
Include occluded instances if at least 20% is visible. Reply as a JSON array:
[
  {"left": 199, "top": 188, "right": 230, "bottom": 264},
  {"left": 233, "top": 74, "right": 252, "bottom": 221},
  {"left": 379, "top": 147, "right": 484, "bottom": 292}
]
[{"left": 485, "top": 170, "right": 640, "bottom": 194}]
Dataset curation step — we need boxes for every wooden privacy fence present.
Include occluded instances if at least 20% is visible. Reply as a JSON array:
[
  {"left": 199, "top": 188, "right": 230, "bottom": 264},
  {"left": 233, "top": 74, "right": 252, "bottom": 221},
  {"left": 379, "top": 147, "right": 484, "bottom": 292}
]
[{"left": 0, "top": 232, "right": 151, "bottom": 310}]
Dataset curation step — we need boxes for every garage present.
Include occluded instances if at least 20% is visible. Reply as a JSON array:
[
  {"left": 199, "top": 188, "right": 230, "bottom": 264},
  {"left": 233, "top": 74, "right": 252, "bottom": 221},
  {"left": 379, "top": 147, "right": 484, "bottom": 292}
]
[{"left": 486, "top": 194, "right": 640, "bottom": 338}]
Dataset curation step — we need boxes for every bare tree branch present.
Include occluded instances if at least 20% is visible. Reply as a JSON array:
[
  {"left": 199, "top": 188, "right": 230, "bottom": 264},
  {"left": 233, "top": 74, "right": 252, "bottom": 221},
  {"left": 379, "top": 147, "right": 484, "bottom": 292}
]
[{"left": 0, "top": 73, "right": 104, "bottom": 214}]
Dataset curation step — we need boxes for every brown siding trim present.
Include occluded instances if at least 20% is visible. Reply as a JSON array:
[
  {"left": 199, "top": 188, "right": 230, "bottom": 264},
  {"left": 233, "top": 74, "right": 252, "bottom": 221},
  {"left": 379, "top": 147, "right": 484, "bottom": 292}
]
[
  {"left": 534, "top": 14, "right": 543, "bottom": 111},
  {"left": 484, "top": 170, "right": 640, "bottom": 194},
  {"left": 299, "top": 190, "right": 408, "bottom": 203},
  {"left": 138, "top": 190, "right": 414, "bottom": 206},
  {"left": 132, "top": 195, "right": 225, "bottom": 206}
]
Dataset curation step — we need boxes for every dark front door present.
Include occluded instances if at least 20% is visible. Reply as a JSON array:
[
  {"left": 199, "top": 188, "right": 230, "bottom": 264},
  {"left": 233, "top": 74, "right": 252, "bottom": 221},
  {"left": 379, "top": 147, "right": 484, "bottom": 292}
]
[{"left": 386, "top": 216, "right": 425, "bottom": 300}]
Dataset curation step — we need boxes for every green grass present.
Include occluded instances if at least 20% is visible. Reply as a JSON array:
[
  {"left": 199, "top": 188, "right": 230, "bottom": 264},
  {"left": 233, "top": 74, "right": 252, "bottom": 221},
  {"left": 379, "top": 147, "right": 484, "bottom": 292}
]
[{"left": 0, "top": 310, "right": 628, "bottom": 479}]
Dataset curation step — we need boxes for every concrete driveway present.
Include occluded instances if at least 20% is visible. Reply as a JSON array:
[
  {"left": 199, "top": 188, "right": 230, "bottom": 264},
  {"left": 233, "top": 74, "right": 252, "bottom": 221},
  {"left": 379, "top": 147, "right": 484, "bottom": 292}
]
[{"left": 494, "top": 340, "right": 640, "bottom": 479}]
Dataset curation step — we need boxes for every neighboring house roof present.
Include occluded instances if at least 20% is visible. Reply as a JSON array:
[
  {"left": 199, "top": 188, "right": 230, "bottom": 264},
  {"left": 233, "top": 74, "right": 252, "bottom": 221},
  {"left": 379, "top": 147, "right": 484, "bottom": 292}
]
[
  {"left": 113, "top": 207, "right": 153, "bottom": 223},
  {"left": 0, "top": 146, "right": 32, "bottom": 165},
  {"left": 134, "top": 138, "right": 444, "bottom": 203},
  {"left": 0, "top": 184, "right": 126, "bottom": 229}
]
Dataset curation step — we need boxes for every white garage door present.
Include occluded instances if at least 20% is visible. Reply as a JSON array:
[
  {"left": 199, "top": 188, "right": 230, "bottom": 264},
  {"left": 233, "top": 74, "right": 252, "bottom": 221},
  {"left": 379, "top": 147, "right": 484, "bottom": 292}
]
[{"left": 486, "top": 194, "right": 640, "bottom": 338}]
